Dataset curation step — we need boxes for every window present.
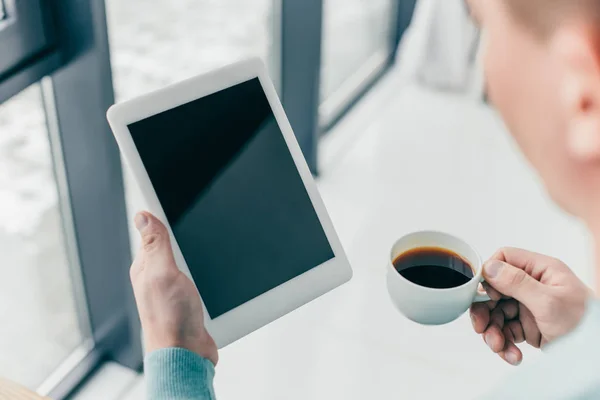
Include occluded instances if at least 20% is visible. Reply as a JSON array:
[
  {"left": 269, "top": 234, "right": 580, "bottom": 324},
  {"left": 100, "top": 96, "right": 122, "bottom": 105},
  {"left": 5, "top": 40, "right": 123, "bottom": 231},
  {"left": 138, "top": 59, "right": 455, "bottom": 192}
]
[
  {"left": 0, "top": 0, "right": 55, "bottom": 82},
  {"left": 106, "top": 0, "right": 277, "bottom": 102},
  {"left": 0, "top": 84, "right": 90, "bottom": 390},
  {"left": 320, "top": 0, "right": 396, "bottom": 125}
]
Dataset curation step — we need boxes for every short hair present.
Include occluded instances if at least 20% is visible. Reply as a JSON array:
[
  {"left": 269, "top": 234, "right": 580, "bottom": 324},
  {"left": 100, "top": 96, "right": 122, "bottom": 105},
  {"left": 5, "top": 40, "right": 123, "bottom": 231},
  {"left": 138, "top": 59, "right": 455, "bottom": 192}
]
[{"left": 506, "top": 0, "right": 600, "bottom": 35}]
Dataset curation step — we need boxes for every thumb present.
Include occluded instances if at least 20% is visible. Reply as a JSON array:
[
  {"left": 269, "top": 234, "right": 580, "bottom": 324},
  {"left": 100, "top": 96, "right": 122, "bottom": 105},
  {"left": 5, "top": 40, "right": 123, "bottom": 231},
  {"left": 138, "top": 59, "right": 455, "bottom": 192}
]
[
  {"left": 133, "top": 211, "right": 177, "bottom": 271},
  {"left": 483, "top": 260, "right": 546, "bottom": 310}
]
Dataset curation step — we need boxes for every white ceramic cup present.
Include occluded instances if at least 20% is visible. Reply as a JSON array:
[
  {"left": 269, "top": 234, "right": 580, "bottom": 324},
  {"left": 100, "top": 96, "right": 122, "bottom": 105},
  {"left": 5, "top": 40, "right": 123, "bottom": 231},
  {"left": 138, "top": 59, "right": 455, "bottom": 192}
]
[{"left": 386, "top": 231, "right": 490, "bottom": 325}]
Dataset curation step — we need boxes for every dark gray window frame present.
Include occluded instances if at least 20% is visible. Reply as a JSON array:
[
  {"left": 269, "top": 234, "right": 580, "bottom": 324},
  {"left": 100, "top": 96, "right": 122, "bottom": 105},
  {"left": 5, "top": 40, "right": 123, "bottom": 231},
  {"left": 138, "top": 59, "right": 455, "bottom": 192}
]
[
  {"left": 43, "top": 0, "right": 142, "bottom": 398},
  {"left": 280, "top": 0, "right": 323, "bottom": 175},
  {"left": 0, "top": 0, "right": 62, "bottom": 103},
  {"left": 280, "top": 0, "right": 416, "bottom": 174}
]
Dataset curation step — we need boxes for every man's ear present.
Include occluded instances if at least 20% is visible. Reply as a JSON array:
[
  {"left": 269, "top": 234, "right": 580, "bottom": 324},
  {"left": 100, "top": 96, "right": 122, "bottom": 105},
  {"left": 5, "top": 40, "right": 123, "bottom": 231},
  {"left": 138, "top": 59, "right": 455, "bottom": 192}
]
[{"left": 552, "top": 25, "right": 600, "bottom": 163}]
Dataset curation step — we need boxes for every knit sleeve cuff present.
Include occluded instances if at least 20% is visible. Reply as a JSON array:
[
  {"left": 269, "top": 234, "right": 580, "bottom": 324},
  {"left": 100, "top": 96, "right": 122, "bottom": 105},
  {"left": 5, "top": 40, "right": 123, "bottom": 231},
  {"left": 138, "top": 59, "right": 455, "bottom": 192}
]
[{"left": 145, "top": 347, "right": 216, "bottom": 400}]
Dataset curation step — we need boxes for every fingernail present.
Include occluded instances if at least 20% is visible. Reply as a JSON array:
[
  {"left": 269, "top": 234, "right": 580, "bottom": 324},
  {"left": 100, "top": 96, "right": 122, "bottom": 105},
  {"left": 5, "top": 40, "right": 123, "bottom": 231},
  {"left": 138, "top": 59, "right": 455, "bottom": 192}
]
[
  {"left": 135, "top": 213, "right": 148, "bottom": 231},
  {"left": 485, "top": 334, "right": 493, "bottom": 349},
  {"left": 484, "top": 261, "right": 503, "bottom": 278},
  {"left": 505, "top": 351, "right": 521, "bottom": 366},
  {"left": 470, "top": 313, "right": 477, "bottom": 327}
]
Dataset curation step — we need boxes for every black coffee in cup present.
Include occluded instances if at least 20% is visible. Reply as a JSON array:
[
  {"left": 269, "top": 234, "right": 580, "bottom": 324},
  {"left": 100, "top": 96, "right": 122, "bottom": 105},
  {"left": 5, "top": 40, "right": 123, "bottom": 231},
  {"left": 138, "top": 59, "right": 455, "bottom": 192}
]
[{"left": 392, "top": 247, "right": 474, "bottom": 289}]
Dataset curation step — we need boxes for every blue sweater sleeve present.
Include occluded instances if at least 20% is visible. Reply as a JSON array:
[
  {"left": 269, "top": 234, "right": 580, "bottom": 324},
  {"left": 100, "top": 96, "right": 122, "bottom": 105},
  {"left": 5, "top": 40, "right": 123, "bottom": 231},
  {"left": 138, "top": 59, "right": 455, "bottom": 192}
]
[{"left": 145, "top": 348, "right": 216, "bottom": 400}]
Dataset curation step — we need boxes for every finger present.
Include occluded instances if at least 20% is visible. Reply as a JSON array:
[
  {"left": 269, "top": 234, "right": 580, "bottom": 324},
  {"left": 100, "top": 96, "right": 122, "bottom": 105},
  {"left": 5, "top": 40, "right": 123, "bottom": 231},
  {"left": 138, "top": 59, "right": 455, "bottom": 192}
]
[
  {"left": 490, "top": 307, "right": 505, "bottom": 329},
  {"left": 504, "top": 320, "right": 525, "bottom": 344},
  {"left": 490, "top": 247, "right": 566, "bottom": 280},
  {"left": 133, "top": 211, "right": 177, "bottom": 272},
  {"left": 498, "top": 341, "right": 523, "bottom": 366},
  {"left": 470, "top": 303, "right": 491, "bottom": 334},
  {"left": 519, "top": 305, "right": 542, "bottom": 348},
  {"left": 503, "top": 324, "right": 514, "bottom": 342},
  {"left": 499, "top": 299, "right": 519, "bottom": 320},
  {"left": 485, "top": 300, "right": 514, "bottom": 331},
  {"left": 485, "top": 300, "right": 498, "bottom": 310},
  {"left": 482, "top": 282, "right": 503, "bottom": 302},
  {"left": 483, "top": 324, "right": 505, "bottom": 353},
  {"left": 483, "top": 260, "right": 546, "bottom": 311}
]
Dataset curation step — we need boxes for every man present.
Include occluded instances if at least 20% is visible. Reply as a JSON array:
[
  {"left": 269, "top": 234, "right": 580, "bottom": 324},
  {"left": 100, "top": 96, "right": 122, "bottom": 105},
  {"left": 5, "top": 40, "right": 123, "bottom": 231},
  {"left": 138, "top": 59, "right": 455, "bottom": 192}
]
[{"left": 130, "top": 0, "right": 600, "bottom": 398}]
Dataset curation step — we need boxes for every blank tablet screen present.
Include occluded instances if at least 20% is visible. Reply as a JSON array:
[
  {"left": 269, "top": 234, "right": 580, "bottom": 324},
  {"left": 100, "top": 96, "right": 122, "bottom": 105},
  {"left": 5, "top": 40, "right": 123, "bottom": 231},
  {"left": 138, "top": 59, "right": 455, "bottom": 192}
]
[{"left": 128, "top": 78, "right": 335, "bottom": 318}]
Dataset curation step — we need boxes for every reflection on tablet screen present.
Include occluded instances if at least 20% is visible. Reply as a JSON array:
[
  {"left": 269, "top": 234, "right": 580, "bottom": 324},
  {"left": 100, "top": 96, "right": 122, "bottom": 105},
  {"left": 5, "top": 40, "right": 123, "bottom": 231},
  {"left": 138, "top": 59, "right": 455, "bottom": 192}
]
[{"left": 128, "top": 78, "right": 335, "bottom": 318}]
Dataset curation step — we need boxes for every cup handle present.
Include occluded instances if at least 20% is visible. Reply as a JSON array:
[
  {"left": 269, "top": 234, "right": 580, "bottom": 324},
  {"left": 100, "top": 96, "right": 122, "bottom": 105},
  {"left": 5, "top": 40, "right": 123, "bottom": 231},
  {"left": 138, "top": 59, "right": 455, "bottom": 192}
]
[{"left": 473, "top": 278, "right": 491, "bottom": 303}]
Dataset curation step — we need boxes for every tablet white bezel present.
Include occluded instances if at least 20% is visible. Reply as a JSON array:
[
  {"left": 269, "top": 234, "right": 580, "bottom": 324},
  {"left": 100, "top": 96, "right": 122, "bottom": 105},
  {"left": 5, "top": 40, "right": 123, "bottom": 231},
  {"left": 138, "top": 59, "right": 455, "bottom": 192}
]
[{"left": 107, "top": 58, "right": 352, "bottom": 348}]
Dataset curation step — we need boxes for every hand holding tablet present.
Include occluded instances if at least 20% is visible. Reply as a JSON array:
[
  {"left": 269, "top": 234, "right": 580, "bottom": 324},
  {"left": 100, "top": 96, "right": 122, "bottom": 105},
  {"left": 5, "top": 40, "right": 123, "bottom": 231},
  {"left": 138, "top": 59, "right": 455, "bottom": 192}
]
[
  {"left": 107, "top": 58, "right": 352, "bottom": 348},
  {"left": 130, "top": 211, "right": 218, "bottom": 365}
]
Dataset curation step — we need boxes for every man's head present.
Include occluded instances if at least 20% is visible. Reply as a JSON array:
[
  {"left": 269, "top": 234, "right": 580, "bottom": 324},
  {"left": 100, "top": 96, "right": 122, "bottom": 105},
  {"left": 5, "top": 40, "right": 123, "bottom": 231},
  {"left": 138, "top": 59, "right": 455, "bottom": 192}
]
[{"left": 468, "top": 0, "right": 600, "bottom": 226}]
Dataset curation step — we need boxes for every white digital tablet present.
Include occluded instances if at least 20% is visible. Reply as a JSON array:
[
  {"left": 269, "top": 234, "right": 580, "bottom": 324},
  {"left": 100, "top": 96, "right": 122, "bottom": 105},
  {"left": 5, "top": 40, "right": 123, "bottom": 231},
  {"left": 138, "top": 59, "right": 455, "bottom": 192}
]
[{"left": 107, "top": 58, "right": 352, "bottom": 348}]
